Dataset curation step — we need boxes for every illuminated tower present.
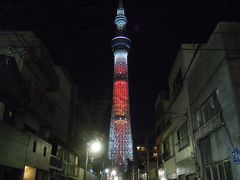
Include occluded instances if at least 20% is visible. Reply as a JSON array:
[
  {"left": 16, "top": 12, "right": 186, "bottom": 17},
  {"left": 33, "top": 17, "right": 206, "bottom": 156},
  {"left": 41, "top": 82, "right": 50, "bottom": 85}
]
[{"left": 108, "top": 0, "right": 133, "bottom": 170}]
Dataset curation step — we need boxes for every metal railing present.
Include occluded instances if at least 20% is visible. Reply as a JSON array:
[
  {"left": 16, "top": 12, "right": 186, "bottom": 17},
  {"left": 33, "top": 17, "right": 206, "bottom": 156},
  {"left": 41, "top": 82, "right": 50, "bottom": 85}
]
[
  {"left": 50, "top": 155, "right": 63, "bottom": 170},
  {"left": 176, "top": 135, "right": 189, "bottom": 151},
  {"left": 162, "top": 151, "right": 170, "bottom": 161},
  {"left": 194, "top": 112, "right": 223, "bottom": 140}
]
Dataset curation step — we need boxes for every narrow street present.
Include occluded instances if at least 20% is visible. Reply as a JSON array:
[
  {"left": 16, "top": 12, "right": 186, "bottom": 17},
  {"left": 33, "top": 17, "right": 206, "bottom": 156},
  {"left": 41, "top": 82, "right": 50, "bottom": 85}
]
[{"left": 0, "top": 0, "right": 240, "bottom": 180}]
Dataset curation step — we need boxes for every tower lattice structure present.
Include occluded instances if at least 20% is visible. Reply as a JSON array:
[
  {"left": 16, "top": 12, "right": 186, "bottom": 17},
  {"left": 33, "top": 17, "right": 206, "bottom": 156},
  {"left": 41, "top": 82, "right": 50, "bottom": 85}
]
[{"left": 108, "top": 0, "right": 133, "bottom": 170}]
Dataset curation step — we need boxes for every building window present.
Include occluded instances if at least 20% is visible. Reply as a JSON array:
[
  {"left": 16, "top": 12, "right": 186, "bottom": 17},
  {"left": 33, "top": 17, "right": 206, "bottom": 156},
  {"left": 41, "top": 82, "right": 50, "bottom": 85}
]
[
  {"left": 202, "top": 92, "right": 220, "bottom": 123},
  {"left": 3, "top": 105, "right": 14, "bottom": 125},
  {"left": 177, "top": 122, "right": 189, "bottom": 151},
  {"left": 218, "top": 163, "right": 225, "bottom": 180},
  {"left": 56, "top": 145, "right": 64, "bottom": 159},
  {"left": 223, "top": 161, "right": 233, "bottom": 180},
  {"left": 206, "top": 166, "right": 212, "bottom": 180},
  {"left": 185, "top": 174, "right": 198, "bottom": 180},
  {"left": 158, "top": 144, "right": 163, "bottom": 165},
  {"left": 192, "top": 90, "right": 223, "bottom": 141},
  {"left": 195, "top": 108, "right": 203, "bottom": 128},
  {"left": 178, "top": 174, "right": 184, "bottom": 180},
  {"left": 33, "top": 141, "right": 37, "bottom": 152},
  {"left": 212, "top": 165, "right": 218, "bottom": 180},
  {"left": 137, "top": 146, "right": 146, "bottom": 152},
  {"left": 163, "top": 137, "right": 170, "bottom": 160},
  {"left": 205, "top": 160, "right": 233, "bottom": 180},
  {"left": 43, "top": 147, "right": 47, "bottom": 157},
  {"left": 172, "top": 70, "right": 183, "bottom": 98},
  {"left": 194, "top": 91, "right": 220, "bottom": 129}
]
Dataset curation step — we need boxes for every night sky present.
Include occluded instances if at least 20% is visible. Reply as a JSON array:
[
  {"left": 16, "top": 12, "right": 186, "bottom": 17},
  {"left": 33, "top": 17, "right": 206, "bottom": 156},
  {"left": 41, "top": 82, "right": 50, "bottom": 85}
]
[{"left": 1, "top": 0, "right": 239, "bottom": 143}]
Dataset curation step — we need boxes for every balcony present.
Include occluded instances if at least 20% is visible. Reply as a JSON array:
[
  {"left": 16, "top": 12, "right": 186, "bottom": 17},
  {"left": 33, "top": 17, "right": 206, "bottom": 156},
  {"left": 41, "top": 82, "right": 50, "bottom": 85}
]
[
  {"left": 176, "top": 135, "right": 189, "bottom": 151},
  {"left": 162, "top": 151, "right": 170, "bottom": 162},
  {"left": 158, "top": 154, "right": 164, "bottom": 166},
  {"left": 50, "top": 155, "right": 63, "bottom": 170},
  {"left": 194, "top": 112, "right": 224, "bottom": 140},
  {"left": 156, "top": 120, "right": 171, "bottom": 145}
]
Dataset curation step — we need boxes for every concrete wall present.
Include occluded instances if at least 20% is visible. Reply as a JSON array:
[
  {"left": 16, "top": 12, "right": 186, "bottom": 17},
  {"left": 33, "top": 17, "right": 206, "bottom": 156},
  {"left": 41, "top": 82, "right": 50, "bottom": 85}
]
[
  {"left": 0, "top": 121, "right": 29, "bottom": 169},
  {"left": 85, "top": 171, "right": 99, "bottom": 180},
  {"left": 49, "top": 66, "right": 73, "bottom": 143},
  {"left": 0, "top": 32, "right": 79, "bottom": 180},
  {"left": 168, "top": 43, "right": 198, "bottom": 100},
  {"left": 25, "top": 134, "right": 52, "bottom": 171},
  {"left": 187, "top": 22, "right": 240, "bottom": 180}
]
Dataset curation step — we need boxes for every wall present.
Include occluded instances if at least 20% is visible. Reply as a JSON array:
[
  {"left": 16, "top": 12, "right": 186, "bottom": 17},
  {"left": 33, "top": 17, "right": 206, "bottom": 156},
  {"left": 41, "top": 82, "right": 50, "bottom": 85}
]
[
  {"left": 25, "top": 134, "right": 52, "bottom": 171},
  {"left": 158, "top": 42, "right": 198, "bottom": 179},
  {"left": 0, "top": 121, "right": 29, "bottom": 169},
  {"left": 187, "top": 22, "right": 240, "bottom": 179}
]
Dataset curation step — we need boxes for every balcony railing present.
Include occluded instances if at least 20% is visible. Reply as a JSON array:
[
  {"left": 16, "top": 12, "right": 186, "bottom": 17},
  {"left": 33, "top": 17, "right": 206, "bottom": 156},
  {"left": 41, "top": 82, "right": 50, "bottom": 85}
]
[
  {"left": 162, "top": 151, "right": 170, "bottom": 161},
  {"left": 156, "top": 120, "right": 171, "bottom": 139},
  {"left": 158, "top": 154, "right": 164, "bottom": 165},
  {"left": 194, "top": 112, "right": 224, "bottom": 140},
  {"left": 176, "top": 135, "right": 189, "bottom": 151},
  {"left": 50, "top": 155, "right": 63, "bottom": 170}
]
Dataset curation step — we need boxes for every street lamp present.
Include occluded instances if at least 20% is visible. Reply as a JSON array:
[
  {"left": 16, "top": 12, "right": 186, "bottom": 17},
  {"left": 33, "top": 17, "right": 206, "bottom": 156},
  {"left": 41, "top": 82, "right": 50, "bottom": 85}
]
[
  {"left": 105, "top": 168, "right": 109, "bottom": 174},
  {"left": 84, "top": 139, "right": 102, "bottom": 180},
  {"left": 110, "top": 169, "right": 117, "bottom": 180},
  {"left": 111, "top": 169, "right": 117, "bottom": 176},
  {"left": 90, "top": 140, "right": 101, "bottom": 153},
  {"left": 103, "top": 168, "right": 110, "bottom": 180}
]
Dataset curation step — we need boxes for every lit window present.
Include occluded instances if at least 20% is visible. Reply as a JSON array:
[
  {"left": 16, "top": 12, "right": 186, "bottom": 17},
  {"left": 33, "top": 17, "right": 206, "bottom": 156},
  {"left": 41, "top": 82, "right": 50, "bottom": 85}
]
[{"left": 140, "top": 147, "right": 145, "bottom": 152}]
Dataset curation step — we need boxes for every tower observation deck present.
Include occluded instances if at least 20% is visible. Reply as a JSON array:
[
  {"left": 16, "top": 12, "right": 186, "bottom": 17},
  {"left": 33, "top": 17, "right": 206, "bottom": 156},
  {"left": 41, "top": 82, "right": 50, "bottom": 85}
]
[{"left": 108, "top": 0, "right": 133, "bottom": 171}]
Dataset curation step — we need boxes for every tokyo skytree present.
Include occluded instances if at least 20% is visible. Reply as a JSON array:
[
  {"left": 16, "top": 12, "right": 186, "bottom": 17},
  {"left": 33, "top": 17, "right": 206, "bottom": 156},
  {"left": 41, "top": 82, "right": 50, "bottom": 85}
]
[{"left": 108, "top": 0, "right": 133, "bottom": 171}]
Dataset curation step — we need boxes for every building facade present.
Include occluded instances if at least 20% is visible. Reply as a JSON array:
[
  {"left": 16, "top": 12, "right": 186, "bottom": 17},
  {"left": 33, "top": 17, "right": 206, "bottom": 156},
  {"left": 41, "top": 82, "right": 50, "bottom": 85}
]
[
  {"left": 155, "top": 44, "right": 198, "bottom": 180},
  {"left": 155, "top": 22, "right": 240, "bottom": 180},
  {"left": 0, "top": 31, "right": 97, "bottom": 180},
  {"left": 0, "top": 31, "right": 58, "bottom": 180},
  {"left": 187, "top": 22, "right": 240, "bottom": 180}
]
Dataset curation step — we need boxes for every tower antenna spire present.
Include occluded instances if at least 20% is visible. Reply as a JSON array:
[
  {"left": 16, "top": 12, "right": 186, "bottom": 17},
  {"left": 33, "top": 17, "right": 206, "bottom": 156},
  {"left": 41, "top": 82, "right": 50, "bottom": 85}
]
[{"left": 119, "top": 0, "right": 123, "bottom": 8}]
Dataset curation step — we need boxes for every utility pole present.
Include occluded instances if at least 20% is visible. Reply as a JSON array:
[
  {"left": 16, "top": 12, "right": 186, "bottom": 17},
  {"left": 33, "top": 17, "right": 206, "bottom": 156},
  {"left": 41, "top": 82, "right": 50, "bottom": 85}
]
[
  {"left": 156, "top": 149, "right": 159, "bottom": 180},
  {"left": 146, "top": 139, "right": 150, "bottom": 180},
  {"left": 84, "top": 148, "right": 89, "bottom": 180}
]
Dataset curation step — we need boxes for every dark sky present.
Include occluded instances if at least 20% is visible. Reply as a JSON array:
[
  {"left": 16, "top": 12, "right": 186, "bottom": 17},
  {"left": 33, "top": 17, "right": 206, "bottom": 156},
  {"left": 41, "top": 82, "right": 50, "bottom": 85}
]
[{"left": 1, "top": 0, "right": 239, "bottom": 143}]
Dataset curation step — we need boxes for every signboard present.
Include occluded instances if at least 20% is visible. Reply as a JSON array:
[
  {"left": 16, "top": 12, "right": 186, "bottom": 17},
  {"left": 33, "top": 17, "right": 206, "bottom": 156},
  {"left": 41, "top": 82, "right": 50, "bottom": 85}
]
[{"left": 232, "top": 148, "right": 240, "bottom": 164}]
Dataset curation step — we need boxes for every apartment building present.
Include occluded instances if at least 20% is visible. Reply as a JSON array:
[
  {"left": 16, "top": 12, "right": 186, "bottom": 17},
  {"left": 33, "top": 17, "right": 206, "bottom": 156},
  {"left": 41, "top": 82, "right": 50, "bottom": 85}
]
[
  {"left": 0, "top": 31, "right": 82, "bottom": 180},
  {"left": 155, "top": 43, "right": 198, "bottom": 180},
  {"left": 155, "top": 22, "right": 240, "bottom": 180},
  {"left": 187, "top": 22, "right": 240, "bottom": 180}
]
